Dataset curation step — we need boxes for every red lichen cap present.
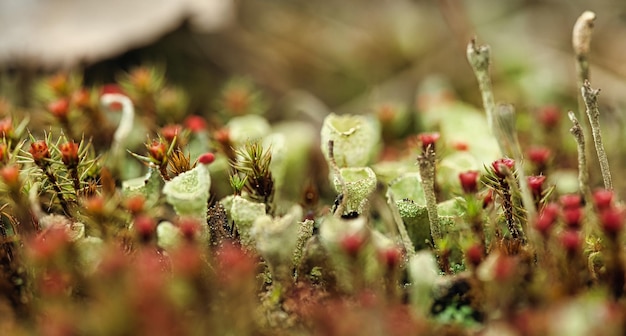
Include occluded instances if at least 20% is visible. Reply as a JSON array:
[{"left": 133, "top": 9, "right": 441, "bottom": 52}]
[
  {"left": 465, "top": 243, "right": 483, "bottom": 267},
  {"left": 560, "top": 194, "right": 582, "bottom": 210},
  {"left": 378, "top": 246, "right": 402, "bottom": 270},
  {"left": 48, "top": 98, "right": 70, "bottom": 119},
  {"left": 527, "top": 146, "right": 551, "bottom": 166},
  {"left": 560, "top": 229, "right": 582, "bottom": 254},
  {"left": 178, "top": 217, "right": 201, "bottom": 241},
  {"left": 538, "top": 105, "right": 561, "bottom": 129},
  {"left": 198, "top": 152, "right": 215, "bottom": 165},
  {"left": 417, "top": 132, "right": 440, "bottom": 152},
  {"left": 491, "top": 158, "right": 515, "bottom": 177},
  {"left": 535, "top": 203, "right": 559, "bottom": 236},
  {"left": 60, "top": 141, "right": 79, "bottom": 167},
  {"left": 459, "top": 171, "right": 480, "bottom": 194},
  {"left": 527, "top": 175, "right": 546, "bottom": 196},
  {"left": 100, "top": 84, "right": 125, "bottom": 111},
  {"left": 134, "top": 215, "right": 156, "bottom": 240},
  {"left": 184, "top": 115, "right": 207, "bottom": 133},
  {"left": 535, "top": 213, "right": 555, "bottom": 237},
  {"left": 101, "top": 84, "right": 125, "bottom": 95},
  {"left": 593, "top": 189, "right": 614, "bottom": 212},
  {"left": 160, "top": 124, "right": 182, "bottom": 143},
  {"left": 600, "top": 207, "right": 624, "bottom": 237},
  {"left": 542, "top": 203, "right": 560, "bottom": 220},
  {"left": 340, "top": 232, "right": 365, "bottom": 258},
  {"left": 562, "top": 207, "right": 583, "bottom": 230}
]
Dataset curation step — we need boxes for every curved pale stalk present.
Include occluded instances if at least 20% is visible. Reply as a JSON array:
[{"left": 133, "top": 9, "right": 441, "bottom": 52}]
[{"left": 100, "top": 93, "right": 135, "bottom": 176}]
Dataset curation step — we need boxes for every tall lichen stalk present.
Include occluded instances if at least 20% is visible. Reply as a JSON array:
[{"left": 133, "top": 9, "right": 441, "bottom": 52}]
[
  {"left": 466, "top": 39, "right": 496, "bottom": 139},
  {"left": 581, "top": 81, "right": 613, "bottom": 190},
  {"left": 572, "top": 11, "right": 596, "bottom": 126},
  {"left": 417, "top": 143, "right": 441, "bottom": 244},
  {"left": 568, "top": 111, "right": 590, "bottom": 197}
]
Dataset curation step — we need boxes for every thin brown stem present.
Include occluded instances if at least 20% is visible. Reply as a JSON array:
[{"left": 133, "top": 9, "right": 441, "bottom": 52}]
[
  {"left": 69, "top": 168, "right": 81, "bottom": 194},
  {"left": 500, "top": 179, "right": 519, "bottom": 240},
  {"left": 158, "top": 163, "right": 171, "bottom": 181},
  {"left": 43, "top": 168, "right": 71, "bottom": 216}
]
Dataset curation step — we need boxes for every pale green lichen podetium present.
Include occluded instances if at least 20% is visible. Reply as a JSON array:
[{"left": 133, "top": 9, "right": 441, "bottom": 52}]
[
  {"left": 320, "top": 113, "right": 380, "bottom": 168},
  {"left": 568, "top": 111, "right": 590, "bottom": 196},
  {"left": 386, "top": 173, "right": 427, "bottom": 251},
  {"left": 226, "top": 114, "right": 271, "bottom": 147},
  {"left": 581, "top": 81, "right": 613, "bottom": 190},
  {"left": 466, "top": 39, "right": 496, "bottom": 144},
  {"left": 101, "top": 93, "right": 135, "bottom": 179},
  {"left": 332, "top": 167, "right": 377, "bottom": 215},
  {"left": 162, "top": 162, "right": 211, "bottom": 219},
  {"left": 408, "top": 251, "right": 439, "bottom": 316},
  {"left": 251, "top": 205, "right": 303, "bottom": 285},
  {"left": 417, "top": 147, "right": 441, "bottom": 244},
  {"left": 573, "top": 11, "right": 596, "bottom": 125},
  {"left": 292, "top": 218, "right": 314, "bottom": 277},
  {"left": 230, "top": 195, "right": 267, "bottom": 246}
]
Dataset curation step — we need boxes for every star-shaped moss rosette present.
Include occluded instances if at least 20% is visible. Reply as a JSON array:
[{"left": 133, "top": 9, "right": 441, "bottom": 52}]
[
  {"left": 320, "top": 113, "right": 381, "bottom": 168},
  {"left": 231, "top": 141, "right": 275, "bottom": 212}
]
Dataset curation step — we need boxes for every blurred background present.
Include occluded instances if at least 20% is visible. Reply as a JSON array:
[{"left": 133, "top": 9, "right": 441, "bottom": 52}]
[{"left": 1, "top": 0, "right": 626, "bottom": 111}]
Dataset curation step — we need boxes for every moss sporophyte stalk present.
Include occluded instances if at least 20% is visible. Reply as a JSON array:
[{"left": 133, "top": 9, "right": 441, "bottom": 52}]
[{"left": 1, "top": 8, "right": 626, "bottom": 335}]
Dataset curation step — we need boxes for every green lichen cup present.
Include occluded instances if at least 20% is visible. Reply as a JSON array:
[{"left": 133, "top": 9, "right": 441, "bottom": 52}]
[{"left": 320, "top": 113, "right": 380, "bottom": 168}]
